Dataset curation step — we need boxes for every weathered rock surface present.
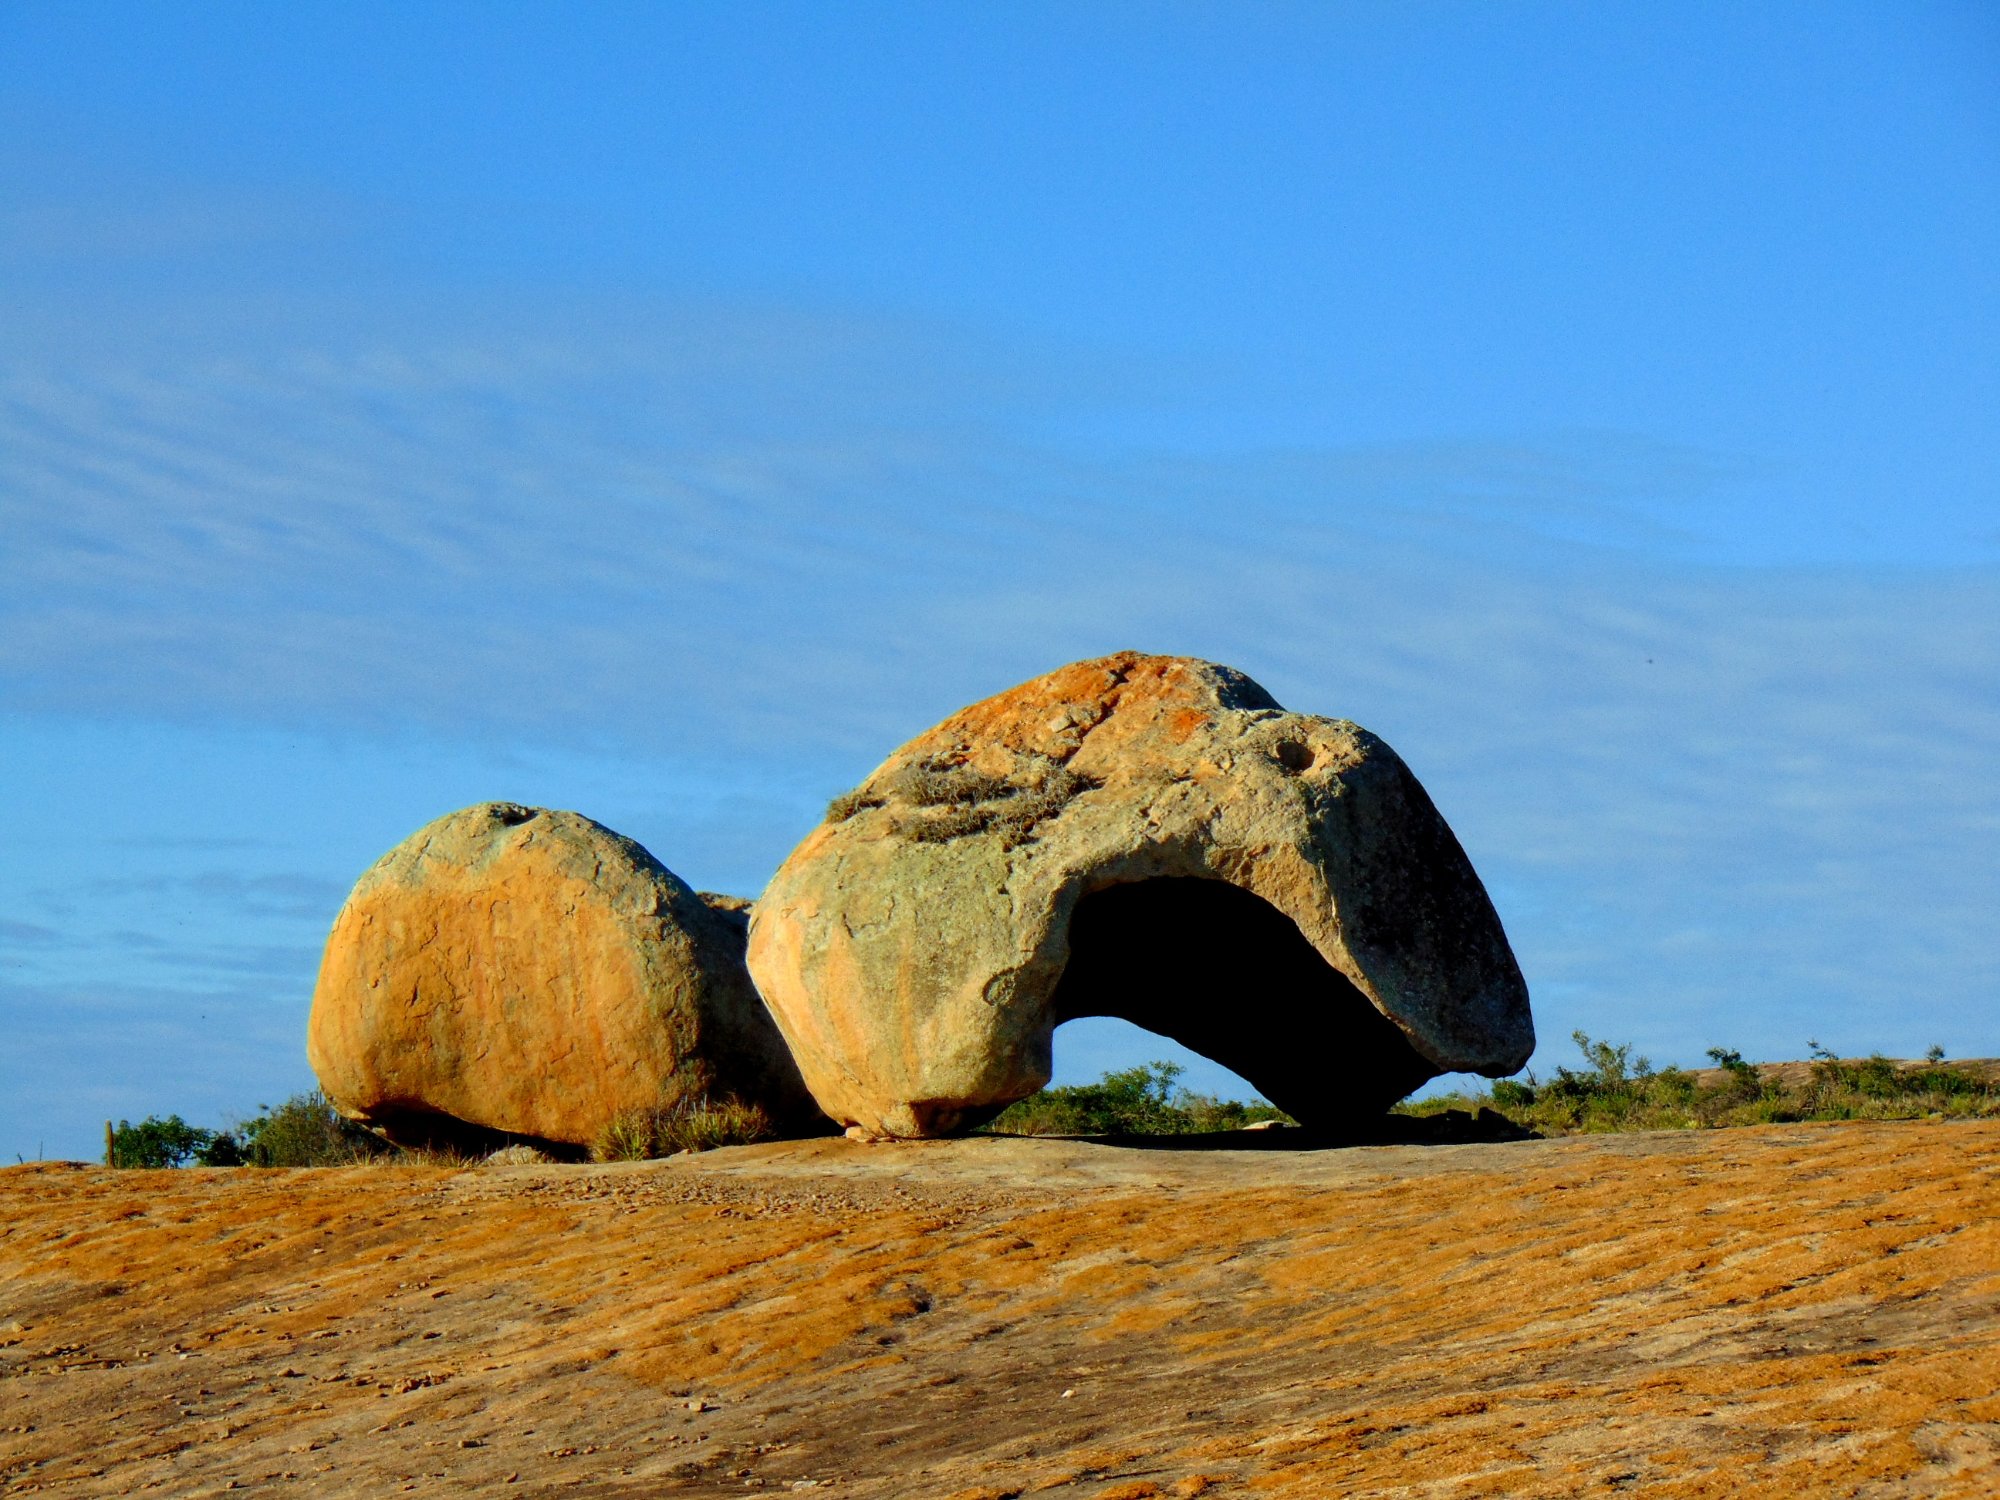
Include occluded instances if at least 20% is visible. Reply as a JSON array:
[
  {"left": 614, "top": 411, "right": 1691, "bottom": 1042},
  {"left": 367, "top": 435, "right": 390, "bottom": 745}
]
[
  {"left": 6, "top": 1122, "right": 1998, "bottom": 1498},
  {"left": 308, "top": 802, "right": 815, "bottom": 1150},
  {"left": 748, "top": 651, "right": 1532, "bottom": 1137}
]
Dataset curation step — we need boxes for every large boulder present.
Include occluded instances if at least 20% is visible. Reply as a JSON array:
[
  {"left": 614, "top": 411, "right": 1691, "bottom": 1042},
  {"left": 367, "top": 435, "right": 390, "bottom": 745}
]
[
  {"left": 747, "top": 652, "right": 1533, "bottom": 1138},
  {"left": 308, "top": 802, "right": 817, "bottom": 1151}
]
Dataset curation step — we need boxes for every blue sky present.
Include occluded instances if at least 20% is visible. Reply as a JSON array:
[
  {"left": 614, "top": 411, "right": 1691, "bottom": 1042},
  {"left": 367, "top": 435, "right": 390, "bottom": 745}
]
[{"left": 3, "top": 2, "right": 1995, "bottom": 1160}]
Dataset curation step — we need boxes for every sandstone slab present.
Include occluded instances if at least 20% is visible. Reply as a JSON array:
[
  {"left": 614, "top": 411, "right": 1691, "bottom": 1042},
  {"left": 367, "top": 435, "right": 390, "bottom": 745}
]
[
  {"left": 748, "top": 652, "right": 1533, "bottom": 1137},
  {"left": 307, "top": 802, "right": 815, "bottom": 1150}
]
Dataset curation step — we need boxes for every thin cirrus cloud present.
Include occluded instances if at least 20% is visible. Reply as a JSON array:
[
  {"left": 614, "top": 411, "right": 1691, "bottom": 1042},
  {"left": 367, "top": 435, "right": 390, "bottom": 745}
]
[
  {"left": 0, "top": 979, "right": 311, "bottom": 1150},
  {"left": 2, "top": 869, "right": 344, "bottom": 992},
  {"left": 0, "top": 920, "right": 63, "bottom": 949},
  {"left": 84, "top": 873, "right": 351, "bottom": 922},
  {"left": 3, "top": 297, "right": 1917, "bottom": 744}
]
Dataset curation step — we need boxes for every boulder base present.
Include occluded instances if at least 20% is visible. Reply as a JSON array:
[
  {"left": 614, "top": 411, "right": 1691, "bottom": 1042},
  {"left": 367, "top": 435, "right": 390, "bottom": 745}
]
[
  {"left": 308, "top": 802, "right": 815, "bottom": 1151},
  {"left": 747, "top": 652, "right": 1533, "bottom": 1138}
]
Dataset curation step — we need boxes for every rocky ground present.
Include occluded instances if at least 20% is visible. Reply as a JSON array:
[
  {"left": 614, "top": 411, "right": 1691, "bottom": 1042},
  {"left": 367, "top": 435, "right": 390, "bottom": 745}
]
[{"left": 4, "top": 1121, "right": 1997, "bottom": 1498}]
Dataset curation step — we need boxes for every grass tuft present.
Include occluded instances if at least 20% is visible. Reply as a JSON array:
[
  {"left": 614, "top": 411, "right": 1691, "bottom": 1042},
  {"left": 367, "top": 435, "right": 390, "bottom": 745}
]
[
  {"left": 827, "top": 754, "right": 1099, "bottom": 847},
  {"left": 895, "top": 758, "right": 1098, "bottom": 849},
  {"left": 825, "top": 787, "right": 886, "bottom": 823},
  {"left": 894, "top": 759, "right": 1016, "bottom": 807},
  {"left": 482, "top": 1143, "right": 555, "bottom": 1166},
  {"left": 590, "top": 1094, "right": 776, "bottom": 1161}
]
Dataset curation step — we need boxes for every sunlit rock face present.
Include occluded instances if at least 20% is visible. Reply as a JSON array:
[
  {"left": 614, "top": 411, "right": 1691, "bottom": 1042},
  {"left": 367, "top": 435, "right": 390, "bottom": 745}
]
[
  {"left": 308, "top": 803, "right": 817, "bottom": 1152},
  {"left": 747, "top": 652, "right": 1533, "bottom": 1139}
]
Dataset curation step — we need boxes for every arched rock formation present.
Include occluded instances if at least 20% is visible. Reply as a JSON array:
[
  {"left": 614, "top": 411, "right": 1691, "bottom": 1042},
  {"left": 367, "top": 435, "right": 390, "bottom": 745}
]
[{"left": 746, "top": 652, "right": 1534, "bottom": 1138}]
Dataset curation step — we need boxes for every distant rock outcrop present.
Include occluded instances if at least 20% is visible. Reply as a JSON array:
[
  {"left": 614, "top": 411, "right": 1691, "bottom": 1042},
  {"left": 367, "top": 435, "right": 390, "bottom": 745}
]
[
  {"left": 747, "top": 652, "right": 1534, "bottom": 1138},
  {"left": 307, "top": 802, "right": 817, "bottom": 1151}
]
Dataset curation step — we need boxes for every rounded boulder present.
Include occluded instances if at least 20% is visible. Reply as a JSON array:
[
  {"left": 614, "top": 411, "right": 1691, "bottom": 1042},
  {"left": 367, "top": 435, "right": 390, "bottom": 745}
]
[{"left": 308, "top": 802, "right": 816, "bottom": 1151}]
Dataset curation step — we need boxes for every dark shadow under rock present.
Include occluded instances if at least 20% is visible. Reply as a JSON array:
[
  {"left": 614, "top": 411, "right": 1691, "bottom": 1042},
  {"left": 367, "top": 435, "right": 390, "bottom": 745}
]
[{"left": 1050, "top": 877, "right": 1441, "bottom": 1125}]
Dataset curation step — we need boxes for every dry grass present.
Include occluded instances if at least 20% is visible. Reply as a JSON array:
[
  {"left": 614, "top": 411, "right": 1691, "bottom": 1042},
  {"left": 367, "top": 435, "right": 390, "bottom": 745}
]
[
  {"left": 480, "top": 1143, "right": 555, "bottom": 1166},
  {"left": 824, "top": 753, "right": 1097, "bottom": 848},
  {"left": 589, "top": 1094, "right": 776, "bottom": 1161},
  {"left": 824, "top": 785, "right": 885, "bottom": 823}
]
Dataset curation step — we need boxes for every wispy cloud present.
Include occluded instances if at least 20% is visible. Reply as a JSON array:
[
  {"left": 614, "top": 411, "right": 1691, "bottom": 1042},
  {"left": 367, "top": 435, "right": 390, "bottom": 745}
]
[
  {"left": 0, "top": 980, "right": 314, "bottom": 1160},
  {"left": 0, "top": 299, "right": 1861, "bottom": 749},
  {"left": 2, "top": 862, "right": 347, "bottom": 1001},
  {"left": 111, "top": 835, "right": 268, "bottom": 851},
  {"left": 89, "top": 872, "right": 349, "bottom": 921},
  {"left": 146, "top": 943, "right": 325, "bottom": 979}
]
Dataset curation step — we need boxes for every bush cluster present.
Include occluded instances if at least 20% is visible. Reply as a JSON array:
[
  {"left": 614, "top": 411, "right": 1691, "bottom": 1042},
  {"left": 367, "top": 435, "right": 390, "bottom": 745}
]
[
  {"left": 984, "top": 1061, "right": 1295, "bottom": 1136},
  {"left": 107, "top": 1114, "right": 234, "bottom": 1169},
  {"left": 108, "top": 1089, "right": 779, "bottom": 1169},
  {"left": 1398, "top": 1031, "right": 2000, "bottom": 1135},
  {"left": 108, "top": 1091, "right": 393, "bottom": 1169},
  {"left": 233, "top": 1091, "right": 395, "bottom": 1166}
]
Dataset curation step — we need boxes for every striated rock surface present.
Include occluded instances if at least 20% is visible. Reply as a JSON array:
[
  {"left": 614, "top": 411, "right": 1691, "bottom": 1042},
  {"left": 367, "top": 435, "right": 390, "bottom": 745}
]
[
  {"left": 308, "top": 802, "right": 815, "bottom": 1150},
  {"left": 748, "top": 651, "right": 1533, "bottom": 1137},
  {"left": 8, "top": 1122, "right": 1997, "bottom": 1497}
]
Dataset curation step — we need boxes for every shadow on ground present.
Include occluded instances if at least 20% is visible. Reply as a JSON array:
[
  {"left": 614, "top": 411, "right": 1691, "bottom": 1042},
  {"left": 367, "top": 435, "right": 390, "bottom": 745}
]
[{"left": 988, "top": 1105, "right": 1537, "bottom": 1152}]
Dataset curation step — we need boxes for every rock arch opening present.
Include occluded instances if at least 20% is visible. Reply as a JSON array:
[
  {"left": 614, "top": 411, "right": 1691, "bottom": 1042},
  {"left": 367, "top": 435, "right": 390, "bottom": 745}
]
[
  {"left": 353, "top": 1102, "right": 584, "bottom": 1161},
  {"left": 1047, "top": 877, "right": 1439, "bottom": 1125},
  {"left": 1045, "top": 1015, "right": 1261, "bottom": 1099}
]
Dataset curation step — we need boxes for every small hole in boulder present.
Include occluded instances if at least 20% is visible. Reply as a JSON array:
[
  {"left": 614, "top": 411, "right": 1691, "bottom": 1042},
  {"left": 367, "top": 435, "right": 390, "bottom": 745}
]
[{"left": 1274, "top": 742, "right": 1315, "bottom": 772}]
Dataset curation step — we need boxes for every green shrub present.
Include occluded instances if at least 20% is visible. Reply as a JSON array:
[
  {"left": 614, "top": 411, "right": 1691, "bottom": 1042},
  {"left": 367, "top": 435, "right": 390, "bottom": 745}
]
[
  {"left": 234, "top": 1092, "right": 393, "bottom": 1167},
  {"left": 1490, "top": 1077, "right": 1537, "bottom": 1108},
  {"left": 1904, "top": 1064, "right": 1979, "bottom": 1097},
  {"left": 1803, "top": 1049, "right": 1902, "bottom": 1099},
  {"left": 591, "top": 1094, "right": 775, "bottom": 1161},
  {"left": 1651, "top": 1067, "right": 1698, "bottom": 1105},
  {"left": 1706, "top": 1046, "right": 1761, "bottom": 1084},
  {"left": 1702, "top": 1047, "right": 1766, "bottom": 1107},
  {"left": 1399, "top": 1035, "right": 2000, "bottom": 1136},
  {"left": 1546, "top": 1030, "right": 1648, "bottom": 1098},
  {"left": 109, "top": 1115, "right": 215, "bottom": 1168},
  {"left": 196, "top": 1132, "right": 246, "bottom": 1166},
  {"left": 108, "top": 1096, "right": 389, "bottom": 1167},
  {"left": 984, "top": 1062, "right": 1295, "bottom": 1137}
]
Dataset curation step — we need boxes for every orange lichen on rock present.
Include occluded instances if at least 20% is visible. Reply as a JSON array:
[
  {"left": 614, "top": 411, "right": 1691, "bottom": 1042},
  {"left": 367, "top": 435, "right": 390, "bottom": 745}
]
[{"left": 2, "top": 1122, "right": 1996, "bottom": 1496}]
